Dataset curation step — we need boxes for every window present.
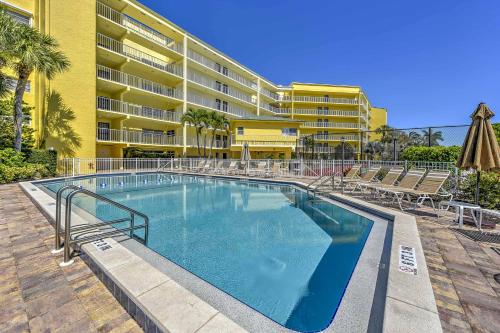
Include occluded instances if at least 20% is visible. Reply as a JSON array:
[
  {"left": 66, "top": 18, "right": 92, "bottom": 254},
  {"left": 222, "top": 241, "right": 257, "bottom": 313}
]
[
  {"left": 6, "top": 10, "right": 30, "bottom": 26},
  {"left": 222, "top": 101, "right": 228, "bottom": 112},
  {"left": 215, "top": 63, "right": 221, "bottom": 72},
  {"left": 166, "top": 130, "right": 175, "bottom": 137},
  {"left": 237, "top": 127, "right": 244, "bottom": 135},
  {"left": 323, "top": 95, "right": 330, "bottom": 102},
  {"left": 216, "top": 81, "right": 222, "bottom": 91},
  {"left": 222, "top": 83, "right": 228, "bottom": 94},
  {"left": 317, "top": 106, "right": 328, "bottom": 115},
  {"left": 222, "top": 66, "right": 228, "bottom": 76},
  {"left": 215, "top": 99, "right": 221, "bottom": 110},
  {"left": 281, "top": 128, "right": 297, "bottom": 136}
]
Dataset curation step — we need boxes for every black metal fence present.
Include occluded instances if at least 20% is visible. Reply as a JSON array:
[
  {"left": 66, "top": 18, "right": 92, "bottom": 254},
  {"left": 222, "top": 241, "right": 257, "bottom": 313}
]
[{"left": 297, "top": 124, "right": 469, "bottom": 160}]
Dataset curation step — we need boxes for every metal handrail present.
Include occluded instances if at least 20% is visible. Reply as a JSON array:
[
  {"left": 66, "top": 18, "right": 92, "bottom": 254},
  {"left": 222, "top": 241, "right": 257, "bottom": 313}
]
[{"left": 55, "top": 185, "right": 149, "bottom": 265}]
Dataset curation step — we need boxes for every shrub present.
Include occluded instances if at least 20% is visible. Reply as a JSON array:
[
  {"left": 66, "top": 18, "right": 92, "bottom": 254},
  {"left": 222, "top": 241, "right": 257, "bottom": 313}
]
[
  {"left": 399, "top": 145, "right": 461, "bottom": 162},
  {"left": 0, "top": 163, "right": 49, "bottom": 183},
  {"left": 26, "top": 149, "right": 57, "bottom": 176},
  {"left": 458, "top": 172, "right": 500, "bottom": 209},
  {"left": 0, "top": 148, "right": 26, "bottom": 166}
]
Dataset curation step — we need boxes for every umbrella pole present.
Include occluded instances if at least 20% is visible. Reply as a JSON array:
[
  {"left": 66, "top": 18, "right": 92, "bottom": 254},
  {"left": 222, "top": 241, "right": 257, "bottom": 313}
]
[{"left": 475, "top": 171, "right": 480, "bottom": 206}]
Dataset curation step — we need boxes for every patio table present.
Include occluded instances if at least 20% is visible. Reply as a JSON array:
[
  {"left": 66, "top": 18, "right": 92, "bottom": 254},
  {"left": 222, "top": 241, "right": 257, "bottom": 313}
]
[{"left": 438, "top": 200, "right": 483, "bottom": 230}]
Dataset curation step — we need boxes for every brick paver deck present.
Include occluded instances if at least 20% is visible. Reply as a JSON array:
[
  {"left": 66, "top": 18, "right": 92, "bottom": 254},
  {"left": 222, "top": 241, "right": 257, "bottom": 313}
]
[
  {"left": 1, "top": 181, "right": 500, "bottom": 333},
  {"left": 0, "top": 184, "right": 143, "bottom": 333}
]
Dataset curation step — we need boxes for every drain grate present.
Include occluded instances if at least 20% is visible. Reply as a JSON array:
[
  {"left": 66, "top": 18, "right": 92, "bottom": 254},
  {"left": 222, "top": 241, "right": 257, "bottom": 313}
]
[{"left": 454, "top": 229, "right": 500, "bottom": 244}]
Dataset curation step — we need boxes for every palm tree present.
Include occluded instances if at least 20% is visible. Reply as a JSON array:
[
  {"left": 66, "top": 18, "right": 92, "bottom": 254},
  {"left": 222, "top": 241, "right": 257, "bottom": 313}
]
[
  {"left": 8, "top": 21, "right": 70, "bottom": 151},
  {"left": 0, "top": 9, "right": 17, "bottom": 99},
  {"left": 181, "top": 108, "right": 208, "bottom": 157},
  {"left": 206, "top": 112, "right": 229, "bottom": 159},
  {"left": 421, "top": 129, "right": 443, "bottom": 146}
]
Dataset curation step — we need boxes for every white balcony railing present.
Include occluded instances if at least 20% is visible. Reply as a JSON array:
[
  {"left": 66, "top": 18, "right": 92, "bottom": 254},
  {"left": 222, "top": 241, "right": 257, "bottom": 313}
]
[
  {"left": 187, "top": 49, "right": 257, "bottom": 90},
  {"left": 279, "top": 95, "right": 359, "bottom": 104},
  {"left": 187, "top": 92, "right": 254, "bottom": 118},
  {"left": 299, "top": 146, "right": 359, "bottom": 154},
  {"left": 301, "top": 122, "right": 360, "bottom": 129},
  {"left": 97, "top": 2, "right": 183, "bottom": 54},
  {"left": 259, "top": 87, "right": 280, "bottom": 100},
  {"left": 97, "top": 34, "right": 183, "bottom": 77},
  {"left": 97, "top": 128, "right": 182, "bottom": 146},
  {"left": 303, "top": 134, "right": 359, "bottom": 141},
  {"left": 97, "top": 65, "right": 183, "bottom": 100},
  {"left": 231, "top": 135, "right": 297, "bottom": 146},
  {"left": 187, "top": 138, "right": 229, "bottom": 149},
  {"left": 259, "top": 103, "right": 290, "bottom": 114},
  {"left": 97, "top": 97, "right": 181, "bottom": 123},
  {"left": 187, "top": 69, "right": 255, "bottom": 105},
  {"left": 293, "top": 109, "right": 359, "bottom": 117}
]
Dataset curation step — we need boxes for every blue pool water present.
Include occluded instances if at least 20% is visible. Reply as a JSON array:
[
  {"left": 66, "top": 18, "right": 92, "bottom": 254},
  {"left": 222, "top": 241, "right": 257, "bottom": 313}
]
[{"left": 39, "top": 173, "right": 373, "bottom": 332}]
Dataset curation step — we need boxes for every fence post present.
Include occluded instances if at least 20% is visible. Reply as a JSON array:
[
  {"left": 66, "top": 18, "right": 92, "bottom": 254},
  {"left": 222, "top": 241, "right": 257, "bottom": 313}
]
[
  {"left": 320, "top": 159, "right": 323, "bottom": 177},
  {"left": 171, "top": 157, "right": 174, "bottom": 171},
  {"left": 135, "top": 158, "right": 138, "bottom": 173},
  {"left": 428, "top": 127, "right": 432, "bottom": 147},
  {"left": 72, "top": 158, "right": 75, "bottom": 177},
  {"left": 393, "top": 138, "right": 397, "bottom": 161}
]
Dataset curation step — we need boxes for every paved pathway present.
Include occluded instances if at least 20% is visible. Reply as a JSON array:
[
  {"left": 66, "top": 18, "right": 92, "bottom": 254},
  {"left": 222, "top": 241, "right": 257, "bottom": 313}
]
[
  {"left": 0, "top": 184, "right": 142, "bottom": 333},
  {"left": 416, "top": 212, "right": 500, "bottom": 333}
]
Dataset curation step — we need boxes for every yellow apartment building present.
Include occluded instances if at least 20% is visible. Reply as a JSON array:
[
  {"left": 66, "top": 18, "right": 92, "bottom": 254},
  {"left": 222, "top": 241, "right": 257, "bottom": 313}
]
[{"left": 1, "top": 0, "right": 387, "bottom": 159}]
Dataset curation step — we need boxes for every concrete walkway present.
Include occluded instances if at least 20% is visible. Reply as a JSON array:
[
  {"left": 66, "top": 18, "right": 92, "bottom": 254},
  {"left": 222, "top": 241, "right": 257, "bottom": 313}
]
[{"left": 0, "top": 184, "right": 142, "bottom": 333}]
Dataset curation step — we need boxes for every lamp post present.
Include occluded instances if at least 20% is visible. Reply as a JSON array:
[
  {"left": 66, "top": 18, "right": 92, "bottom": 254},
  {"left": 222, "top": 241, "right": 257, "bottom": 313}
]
[{"left": 341, "top": 137, "right": 345, "bottom": 193}]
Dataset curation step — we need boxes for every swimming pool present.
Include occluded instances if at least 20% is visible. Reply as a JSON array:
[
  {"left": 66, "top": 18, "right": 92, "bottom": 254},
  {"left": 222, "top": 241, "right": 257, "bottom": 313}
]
[{"left": 39, "top": 173, "right": 373, "bottom": 332}]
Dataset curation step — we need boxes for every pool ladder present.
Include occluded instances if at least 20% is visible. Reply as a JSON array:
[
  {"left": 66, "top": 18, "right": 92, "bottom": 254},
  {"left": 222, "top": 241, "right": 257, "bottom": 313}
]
[{"left": 53, "top": 185, "right": 149, "bottom": 266}]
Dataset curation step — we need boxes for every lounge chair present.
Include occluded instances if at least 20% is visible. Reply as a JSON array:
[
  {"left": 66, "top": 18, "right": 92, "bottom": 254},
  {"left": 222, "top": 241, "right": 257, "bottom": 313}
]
[
  {"left": 248, "top": 162, "right": 268, "bottom": 177},
  {"left": 397, "top": 169, "right": 452, "bottom": 210},
  {"left": 191, "top": 160, "right": 205, "bottom": 172},
  {"left": 268, "top": 162, "right": 283, "bottom": 178},
  {"left": 209, "top": 160, "right": 224, "bottom": 173},
  {"left": 333, "top": 164, "right": 361, "bottom": 186},
  {"left": 384, "top": 169, "right": 451, "bottom": 211},
  {"left": 200, "top": 160, "right": 213, "bottom": 173},
  {"left": 359, "top": 166, "right": 405, "bottom": 194},
  {"left": 224, "top": 161, "right": 240, "bottom": 175},
  {"left": 341, "top": 166, "right": 381, "bottom": 192}
]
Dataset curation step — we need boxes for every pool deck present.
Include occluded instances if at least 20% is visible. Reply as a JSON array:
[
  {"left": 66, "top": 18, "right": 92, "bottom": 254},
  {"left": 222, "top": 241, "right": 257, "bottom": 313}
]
[{"left": 1, "top": 174, "right": 499, "bottom": 332}]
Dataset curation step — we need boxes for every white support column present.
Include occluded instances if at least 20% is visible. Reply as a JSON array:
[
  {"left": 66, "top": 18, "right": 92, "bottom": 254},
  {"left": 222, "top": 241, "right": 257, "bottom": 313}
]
[
  {"left": 256, "top": 78, "right": 261, "bottom": 116},
  {"left": 182, "top": 35, "right": 188, "bottom": 156}
]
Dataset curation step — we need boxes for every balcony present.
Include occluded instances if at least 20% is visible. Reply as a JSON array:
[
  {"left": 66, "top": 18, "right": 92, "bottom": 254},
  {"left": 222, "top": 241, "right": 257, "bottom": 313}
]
[
  {"left": 97, "top": 97, "right": 181, "bottom": 123},
  {"left": 303, "top": 134, "right": 359, "bottom": 141},
  {"left": 259, "top": 87, "right": 280, "bottom": 101},
  {"left": 97, "top": 128, "right": 182, "bottom": 146},
  {"left": 259, "top": 103, "right": 290, "bottom": 114},
  {"left": 97, "top": 2, "right": 183, "bottom": 55},
  {"left": 187, "top": 138, "right": 229, "bottom": 149},
  {"left": 300, "top": 122, "right": 360, "bottom": 129},
  {"left": 293, "top": 109, "right": 360, "bottom": 117},
  {"left": 187, "top": 92, "right": 254, "bottom": 118},
  {"left": 187, "top": 49, "right": 257, "bottom": 90},
  {"left": 231, "top": 135, "right": 297, "bottom": 147},
  {"left": 97, "top": 34, "right": 183, "bottom": 78},
  {"left": 187, "top": 70, "right": 255, "bottom": 105},
  {"left": 279, "top": 95, "right": 359, "bottom": 105},
  {"left": 97, "top": 65, "right": 183, "bottom": 101},
  {"left": 299, "top": 146, "right": 359, "bottom": 154}
]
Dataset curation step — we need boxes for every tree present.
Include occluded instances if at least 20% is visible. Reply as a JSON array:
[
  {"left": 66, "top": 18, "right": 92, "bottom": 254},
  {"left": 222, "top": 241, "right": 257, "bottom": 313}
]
[
  {"left": 0, "top": 9, "right": 17, "bottom": 99},
  {"left": 181, "top": 108, "right": 208, "bottom": 157},
  {"left": 206, "top": 112, "right": 229, "bottom": 159},
  {"left": 0, "top": 97, "right": 35, "bottom": 149},
  {"left": 5, "top": 16, "right": 70, "bottom": 151},
  {"left": 421, "top": 129, "right": 443, "bottom": 146}
]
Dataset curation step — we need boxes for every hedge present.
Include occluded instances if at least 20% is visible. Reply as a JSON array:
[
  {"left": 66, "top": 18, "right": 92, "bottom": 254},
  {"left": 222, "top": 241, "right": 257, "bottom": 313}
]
[
  {"left": 458, "top": 172, "right": 500, "bottom": 209},
  {"left": 399, "top": 145, "right": 461, "bottom": 163},
  {"left": 25, "top": 149, "right": 57, "bottom": 176}
]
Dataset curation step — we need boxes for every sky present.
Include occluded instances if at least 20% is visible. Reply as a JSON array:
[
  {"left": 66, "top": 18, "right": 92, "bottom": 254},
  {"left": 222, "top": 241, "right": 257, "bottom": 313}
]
[{"left": 138, "top": 0, "right": 500, "bottom": 128}]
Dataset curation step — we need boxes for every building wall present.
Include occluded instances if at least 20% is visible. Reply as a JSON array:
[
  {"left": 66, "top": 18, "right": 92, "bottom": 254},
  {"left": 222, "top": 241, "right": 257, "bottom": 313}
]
[
  {"left": 369, "top": 107, "right": 388, "bottom": 141},
  {"left": 2, "top": 0, "right": 387, "bottom": 159}
]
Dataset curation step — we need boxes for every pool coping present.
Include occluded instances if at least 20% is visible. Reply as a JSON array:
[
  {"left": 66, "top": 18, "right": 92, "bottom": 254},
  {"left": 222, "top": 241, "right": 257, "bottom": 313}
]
[{"left": 20, "top": 172, "right": 442, "bottom": 333}]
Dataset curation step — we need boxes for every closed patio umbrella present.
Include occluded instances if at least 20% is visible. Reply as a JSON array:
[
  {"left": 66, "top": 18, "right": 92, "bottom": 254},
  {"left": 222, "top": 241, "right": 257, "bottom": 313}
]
[
  {"left": 241, "top": 142, "right": 251, "bottom": 173},
  {"left": 457, "top": 103, "right": 500, "bottom": 204}
]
